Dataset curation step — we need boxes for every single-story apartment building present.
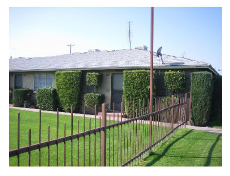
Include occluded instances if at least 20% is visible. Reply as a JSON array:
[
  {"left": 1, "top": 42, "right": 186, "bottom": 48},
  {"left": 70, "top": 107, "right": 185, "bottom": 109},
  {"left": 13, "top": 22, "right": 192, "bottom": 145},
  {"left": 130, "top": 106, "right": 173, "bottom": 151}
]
[{"left": 9, "top": 47, "right": 218, "bottom": 112}]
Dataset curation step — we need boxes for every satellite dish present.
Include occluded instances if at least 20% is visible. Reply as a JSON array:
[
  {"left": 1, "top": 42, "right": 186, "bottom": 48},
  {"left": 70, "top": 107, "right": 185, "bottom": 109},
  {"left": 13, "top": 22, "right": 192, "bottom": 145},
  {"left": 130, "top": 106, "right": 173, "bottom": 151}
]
[
  {"left": 157, "top": 46, "right": 162, "bottom": 57},
  {"left": 156, "top": 46, "right": 165, "bottom": 64}
]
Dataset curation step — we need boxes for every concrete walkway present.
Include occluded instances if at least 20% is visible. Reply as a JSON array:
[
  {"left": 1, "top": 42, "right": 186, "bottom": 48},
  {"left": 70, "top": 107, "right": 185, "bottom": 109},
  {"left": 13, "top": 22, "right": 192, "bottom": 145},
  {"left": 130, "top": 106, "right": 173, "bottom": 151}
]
[
  {"left": 186, "top": 125, "right": 222, "bottom": 134},
  {"left": 9, "top": 104, "right": 123, "bottom": 121}
]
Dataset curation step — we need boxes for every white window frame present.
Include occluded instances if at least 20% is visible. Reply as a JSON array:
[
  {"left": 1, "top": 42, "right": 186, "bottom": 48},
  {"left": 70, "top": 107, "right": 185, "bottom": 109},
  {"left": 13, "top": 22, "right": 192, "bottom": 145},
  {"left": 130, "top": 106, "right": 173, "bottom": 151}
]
[{"left": 34, "top": 74, "right": 53, "bottom": 91}]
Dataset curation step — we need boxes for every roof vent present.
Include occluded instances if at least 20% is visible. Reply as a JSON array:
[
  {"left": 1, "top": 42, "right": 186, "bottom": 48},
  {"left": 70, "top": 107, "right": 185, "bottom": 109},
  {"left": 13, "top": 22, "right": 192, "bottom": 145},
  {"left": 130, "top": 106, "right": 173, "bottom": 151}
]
[
  {"left": 88, "top": 49, "right": 101, "bottom": 52},
  {"left": 134, "top": 45, "right": 148, "bottom": 51}
]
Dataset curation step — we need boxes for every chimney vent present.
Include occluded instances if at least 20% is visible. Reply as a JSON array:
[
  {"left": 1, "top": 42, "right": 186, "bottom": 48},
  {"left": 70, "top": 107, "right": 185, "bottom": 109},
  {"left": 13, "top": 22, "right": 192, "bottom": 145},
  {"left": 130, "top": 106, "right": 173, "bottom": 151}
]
[
  {"left": 135, "top": 45, "right": 148, "bottom": 51},
  {"left": 88, "top": 49, "right": 101, "bottom": 52}
]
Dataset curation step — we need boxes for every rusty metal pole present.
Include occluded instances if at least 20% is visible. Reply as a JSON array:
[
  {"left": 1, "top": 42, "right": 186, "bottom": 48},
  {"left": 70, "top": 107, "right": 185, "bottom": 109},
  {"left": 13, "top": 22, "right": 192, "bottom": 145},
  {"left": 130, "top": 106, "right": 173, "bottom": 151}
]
[
  {"left": 102, "top": 103, "right": 107, "bottom": 166},
  {"left": 171, "top": 95, "right": 174, "bottom": 130},
  {"left": 185, "top": 93, "right": 188, "bottom": 128},
  {"left": 189, "top": 92, "right": 192, "bottom": 125},
  {"left": 17, "top": 112, "right": 20, "bottom": 166},
  {"left": 149, "top": 7, "right": 154, "bottom": 146}
]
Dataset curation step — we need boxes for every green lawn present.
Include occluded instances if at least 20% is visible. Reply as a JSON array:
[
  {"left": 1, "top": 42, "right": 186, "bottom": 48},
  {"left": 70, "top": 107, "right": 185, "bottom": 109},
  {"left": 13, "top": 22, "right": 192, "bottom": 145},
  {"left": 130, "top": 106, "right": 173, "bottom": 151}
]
[
  {"left": 9, "top": 108, "right": 170, "bottom": 166},
  {"left": 138, "top": 128, "right": 222, "bottom": 166}
]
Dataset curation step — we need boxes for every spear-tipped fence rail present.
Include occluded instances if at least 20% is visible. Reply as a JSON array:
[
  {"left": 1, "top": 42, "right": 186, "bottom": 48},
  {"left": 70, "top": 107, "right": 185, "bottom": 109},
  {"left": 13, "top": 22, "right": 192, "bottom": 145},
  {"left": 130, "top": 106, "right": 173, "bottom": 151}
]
[{"left": 9, "top": 93, "right": 190, "bottom": 166}]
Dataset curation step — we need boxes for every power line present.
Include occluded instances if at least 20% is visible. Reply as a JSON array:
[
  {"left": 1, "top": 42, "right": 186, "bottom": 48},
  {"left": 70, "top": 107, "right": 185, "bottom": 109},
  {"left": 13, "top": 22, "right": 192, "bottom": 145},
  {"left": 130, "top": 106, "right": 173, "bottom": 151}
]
[{"left": 67, "top": 44, "right": 75, "bottom": 54}]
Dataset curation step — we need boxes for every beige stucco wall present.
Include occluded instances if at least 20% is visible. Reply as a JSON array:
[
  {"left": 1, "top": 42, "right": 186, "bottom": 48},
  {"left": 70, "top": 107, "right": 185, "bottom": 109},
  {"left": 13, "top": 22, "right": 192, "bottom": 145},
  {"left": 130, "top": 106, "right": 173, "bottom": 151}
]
[
  {"left": 9, "top": 71, "right": 56, "bottom": 91},
  {"left": 98, "top": 71, "right": 112, "bottom": 109},
  {"left": 93, "top": 70, "right": 123, "bottom": 111},
  {"left": 10, "top": 70, "right": 124, "bottom": 113}
]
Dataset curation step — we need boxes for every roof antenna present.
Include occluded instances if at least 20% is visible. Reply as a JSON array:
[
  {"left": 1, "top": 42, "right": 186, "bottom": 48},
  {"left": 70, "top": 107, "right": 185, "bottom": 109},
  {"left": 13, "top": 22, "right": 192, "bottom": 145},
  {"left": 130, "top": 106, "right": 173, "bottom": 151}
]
[
  {"left": 157, "top": 46, "right": 164, "bottom": 64},
  {"left": 182, "top": 51, "right": 186, "bottom": 58},
  {"left": 127, "top": 21, "right": 132, "bottom": 50}
]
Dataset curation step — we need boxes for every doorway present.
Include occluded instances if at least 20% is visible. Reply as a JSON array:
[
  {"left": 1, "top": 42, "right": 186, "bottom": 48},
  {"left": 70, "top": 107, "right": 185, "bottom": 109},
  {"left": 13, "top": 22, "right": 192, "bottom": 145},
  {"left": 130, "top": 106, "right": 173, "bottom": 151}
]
[{"left": 111, "top": 73, "right": 123, "bottom": 111}]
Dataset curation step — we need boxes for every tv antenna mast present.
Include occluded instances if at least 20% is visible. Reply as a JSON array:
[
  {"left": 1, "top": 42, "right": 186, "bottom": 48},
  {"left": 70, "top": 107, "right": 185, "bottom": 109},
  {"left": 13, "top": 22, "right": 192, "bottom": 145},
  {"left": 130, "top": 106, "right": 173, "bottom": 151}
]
[
  {"left": 127, "top": 21, "right": 132, "bottom": 50},
  {"left": 67, "top": 44, "right": 75, "bottom": 54}
]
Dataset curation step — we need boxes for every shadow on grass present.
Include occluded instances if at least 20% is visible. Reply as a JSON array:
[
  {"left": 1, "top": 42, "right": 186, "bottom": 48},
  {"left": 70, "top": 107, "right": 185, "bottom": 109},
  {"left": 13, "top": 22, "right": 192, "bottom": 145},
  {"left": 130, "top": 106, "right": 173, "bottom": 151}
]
[
  {"left": 204, "top": 134, "right": 222, "bottom": 166},
  {"left": 148, "top": 153, "right": 222, "bottom": 159},
  {"left": 145, "top": 129, "right": 193, "bottom": 166}
]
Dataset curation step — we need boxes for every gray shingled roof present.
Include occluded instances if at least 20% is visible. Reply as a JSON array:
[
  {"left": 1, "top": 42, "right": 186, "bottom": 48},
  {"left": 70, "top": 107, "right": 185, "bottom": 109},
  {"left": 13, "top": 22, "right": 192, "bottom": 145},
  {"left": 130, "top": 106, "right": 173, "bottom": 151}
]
[{"left": 9, "top": 49, "right": 216, "bottom": 74}]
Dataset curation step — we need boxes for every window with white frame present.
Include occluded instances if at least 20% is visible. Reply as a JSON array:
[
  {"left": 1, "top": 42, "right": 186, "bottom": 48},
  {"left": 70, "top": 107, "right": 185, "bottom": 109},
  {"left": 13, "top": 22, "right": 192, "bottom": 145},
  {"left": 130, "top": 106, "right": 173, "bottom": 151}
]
[{"left": 34, "top": 74, "right": 53, "bottom": 91}]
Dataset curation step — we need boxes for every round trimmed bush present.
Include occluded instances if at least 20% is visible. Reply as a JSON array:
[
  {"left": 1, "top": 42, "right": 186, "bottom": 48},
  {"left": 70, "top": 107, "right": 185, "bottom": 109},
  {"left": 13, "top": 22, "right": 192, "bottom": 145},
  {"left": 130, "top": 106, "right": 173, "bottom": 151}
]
[
  {"left": 13, "top": 88, "right": 33, "bottom": 107},
  {"left": 86, "top": 72, "right": 103, "bottom": 87},
  {"left": 55, "top": 71, "right": 82, "bottom": 112},
  {"left": 84, "top": 93, "right": 104, "bottom": 107},
  {"left": 164, "top": 70, "right": 186, "bottom": 94},
  {"left": 36, "top": 87, "right": 58, "bottom": 111}
]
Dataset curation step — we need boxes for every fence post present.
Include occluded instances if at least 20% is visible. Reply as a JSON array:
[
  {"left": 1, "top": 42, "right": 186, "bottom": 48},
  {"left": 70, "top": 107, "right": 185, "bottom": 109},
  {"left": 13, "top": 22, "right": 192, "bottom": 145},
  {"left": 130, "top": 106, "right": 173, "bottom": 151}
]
[
  {"left": 17, "top": 112, "right": 20, "bottom": 166},
  {"left": 189, "top": 92, "right": 192, "bottom": 125},
  {"left": 184, "top": 93, "right": 188, "bottom": 128},
  {"left": 149, "top": 105, "right": 152, "bottom": 146},
  {"left": 102, "top": 103, "right": 107, "bottom": 166},
  {"left": 171, "top": 95, "right": 174, "bottom": 130},
  {"left": 121, "top": 101, "right": 124, "bottom": 118},
  {"left": 122, "top": 95, "right": 124, "bottom": 117}
]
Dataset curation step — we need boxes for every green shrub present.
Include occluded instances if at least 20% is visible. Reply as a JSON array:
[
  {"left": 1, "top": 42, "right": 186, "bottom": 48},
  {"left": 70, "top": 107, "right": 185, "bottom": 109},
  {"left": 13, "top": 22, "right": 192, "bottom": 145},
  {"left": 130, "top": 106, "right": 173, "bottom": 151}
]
[
  {"left": 9, "top": 88, "right": 13, "bottom": 103},
  {"left": 36, "top": 87, "right": 58, "bottom": 111},
  {"left": 210, "top": 75, "right": 222, "bottom": 121},
  {"left": 164, "top": 70, "right": 186, "bottom": 93},
  {"left": 161, "top": 96, "right": 179, "bottom": 107},
  {"left": 13, "top": 88, "right": 33, "bottom": 107},
  {"left": 161, "top": 96, "right": 179, "bottom": 122},
  {"left": 84, "top": 93, "right": 105, "bottom": 107},
  {"left": 123, "top": 70, "right": 156, "bottom": 117},
  {"left": 55, "top": 71, "right": 82, "bottom": 112},
  {"left": 190, "top": 72, "right": 213, "bottom": 126},
  {"left": 86, "top": 72, "right": 103, "bottom": 87}
]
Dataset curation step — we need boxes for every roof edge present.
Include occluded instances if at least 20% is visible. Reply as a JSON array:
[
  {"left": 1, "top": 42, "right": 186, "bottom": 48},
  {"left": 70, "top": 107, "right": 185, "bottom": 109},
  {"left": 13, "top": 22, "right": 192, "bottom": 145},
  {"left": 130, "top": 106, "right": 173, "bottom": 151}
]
[{"left": 9, "top": 65, "right": 219, "bottom": 74}]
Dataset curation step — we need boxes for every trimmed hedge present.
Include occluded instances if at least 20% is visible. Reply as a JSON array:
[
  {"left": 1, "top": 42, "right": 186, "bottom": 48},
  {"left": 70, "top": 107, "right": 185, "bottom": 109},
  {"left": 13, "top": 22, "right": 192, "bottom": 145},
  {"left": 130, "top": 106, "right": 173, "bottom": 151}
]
[
  {"left": 13, "top": 88, "right": 33, "bottom": 107},
  {"left": 86, "top": 72, "right": 103, "bottom": 87},
  {"left": 123, "top": 70, "right": 156, "bottom": 117},
  {"left": 164, "top": 70, "right": 186, "bottom": 93},
  {"left": 161, "top": 96, "right": 179, "bottom": 122},
  {"left": 84, "top": 93, "right": 104, "bottom": 107},
  {"left": 190, "top": 72, "right": 213, "bottom": 126},
  {"left": 9, "top": 88, "right": 13, "bottom": 103},
  {"left": 55, "top": 71, "right": 82, "bottom": 112},
  {"left": 36, "top": 87, "right": 58, "bottom": 111},
  {"left": 210, "top": 75, "right": 222, "bottom": 121}
]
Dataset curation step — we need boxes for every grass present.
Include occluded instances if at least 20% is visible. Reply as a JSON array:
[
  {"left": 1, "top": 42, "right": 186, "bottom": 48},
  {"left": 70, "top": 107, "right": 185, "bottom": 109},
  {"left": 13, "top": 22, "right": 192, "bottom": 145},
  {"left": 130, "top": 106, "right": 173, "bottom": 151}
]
[
  {"left": 9, "top": 108, "right": 170, "bottom": 166},
  {"left": 138, "top": 128, "right": 222, "bottom": 166}
]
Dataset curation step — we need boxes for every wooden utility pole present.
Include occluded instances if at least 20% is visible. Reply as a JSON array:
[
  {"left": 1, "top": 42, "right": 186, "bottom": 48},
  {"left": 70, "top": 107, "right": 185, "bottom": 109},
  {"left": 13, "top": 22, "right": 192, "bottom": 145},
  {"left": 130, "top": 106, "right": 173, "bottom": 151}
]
[{"left": 67, "top": 44, "right": 75, "bottom": 54}]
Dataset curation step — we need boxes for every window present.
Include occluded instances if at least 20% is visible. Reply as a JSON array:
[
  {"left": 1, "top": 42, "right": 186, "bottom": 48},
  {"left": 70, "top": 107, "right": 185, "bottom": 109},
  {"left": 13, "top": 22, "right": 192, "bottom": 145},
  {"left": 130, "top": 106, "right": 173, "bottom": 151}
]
[
  {"left": 34, "top": 74, "right": 53, "bottom": 91},
  {"left": 15, "top": 74, "right": 23, "bottom": 89}
]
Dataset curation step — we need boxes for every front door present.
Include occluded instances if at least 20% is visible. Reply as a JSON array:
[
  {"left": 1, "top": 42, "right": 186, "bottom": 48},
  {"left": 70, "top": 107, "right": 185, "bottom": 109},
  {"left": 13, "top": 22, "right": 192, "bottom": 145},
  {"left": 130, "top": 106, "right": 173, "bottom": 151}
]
[{"left": 111, "top": 73, "right": 123, "bottom": 111}]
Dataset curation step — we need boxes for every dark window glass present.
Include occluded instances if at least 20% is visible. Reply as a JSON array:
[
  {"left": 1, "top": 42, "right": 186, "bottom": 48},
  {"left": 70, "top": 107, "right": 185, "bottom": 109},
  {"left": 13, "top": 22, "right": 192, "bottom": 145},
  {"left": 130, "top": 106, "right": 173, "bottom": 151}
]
[{"left": 15, "top": 74, "right": 22, "bottom": 89}]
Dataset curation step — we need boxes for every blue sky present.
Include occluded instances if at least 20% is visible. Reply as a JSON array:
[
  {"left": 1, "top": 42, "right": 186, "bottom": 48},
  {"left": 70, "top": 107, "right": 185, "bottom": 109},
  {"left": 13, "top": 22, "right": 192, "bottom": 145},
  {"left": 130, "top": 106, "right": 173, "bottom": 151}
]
[{"left": 9, "top": 7, "right": 222, "bottom": 74}]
